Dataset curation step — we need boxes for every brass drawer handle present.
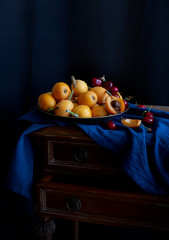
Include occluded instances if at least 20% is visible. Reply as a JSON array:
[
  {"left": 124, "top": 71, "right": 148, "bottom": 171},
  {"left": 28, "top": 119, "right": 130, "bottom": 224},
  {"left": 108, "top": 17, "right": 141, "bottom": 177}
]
[
  {"left": 67, "top": 197, "right": 81, "bottom": 212},
  {"left": 74, "top": 148, "right": 88, "bottom": 162}
]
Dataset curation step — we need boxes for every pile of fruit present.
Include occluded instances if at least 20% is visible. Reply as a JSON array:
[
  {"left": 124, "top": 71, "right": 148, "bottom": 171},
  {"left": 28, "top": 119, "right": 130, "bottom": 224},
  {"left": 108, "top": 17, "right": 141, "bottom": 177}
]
[{"left": 38, "top": 75, "right": 128, "bottom": 118}]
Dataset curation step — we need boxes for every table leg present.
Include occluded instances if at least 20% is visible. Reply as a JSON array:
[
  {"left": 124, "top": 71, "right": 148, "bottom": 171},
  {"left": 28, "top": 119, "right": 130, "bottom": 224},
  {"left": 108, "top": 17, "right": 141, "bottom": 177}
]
[
  {"left": 34, "top": 215, "right": 56, "bottom": 240},
  {"left": 73, "top": 219, "right": 79, "bottom": 240}
]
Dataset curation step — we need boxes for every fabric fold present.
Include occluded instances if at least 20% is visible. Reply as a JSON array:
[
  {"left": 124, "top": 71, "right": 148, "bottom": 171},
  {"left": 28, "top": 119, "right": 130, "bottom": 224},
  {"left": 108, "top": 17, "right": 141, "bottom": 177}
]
[{"left": 6, "top": 104, "right": 169, "bottom": 199}]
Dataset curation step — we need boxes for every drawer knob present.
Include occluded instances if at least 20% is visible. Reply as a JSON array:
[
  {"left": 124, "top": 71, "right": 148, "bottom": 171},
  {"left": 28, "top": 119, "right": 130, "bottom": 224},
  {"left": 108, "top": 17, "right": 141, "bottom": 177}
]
[
  {"left": 74, "top": 148, "right": 88, "bottom": 162},
  {"left": 67, "top": 197, "right": 81, "bottom": 212}
]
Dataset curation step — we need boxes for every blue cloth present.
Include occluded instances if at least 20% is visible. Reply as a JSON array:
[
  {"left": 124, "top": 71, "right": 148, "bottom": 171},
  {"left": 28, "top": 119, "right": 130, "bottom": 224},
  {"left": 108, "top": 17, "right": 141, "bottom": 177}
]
[{"left": 6, "top": 104, "right": 169, "bottom": 199}]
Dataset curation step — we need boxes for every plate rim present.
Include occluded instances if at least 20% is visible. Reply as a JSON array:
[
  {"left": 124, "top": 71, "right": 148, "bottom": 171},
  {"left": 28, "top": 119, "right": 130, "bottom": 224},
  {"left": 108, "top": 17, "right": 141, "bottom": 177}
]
[{"left": 37, "top": 104, "right": 129, "bottom": 122}]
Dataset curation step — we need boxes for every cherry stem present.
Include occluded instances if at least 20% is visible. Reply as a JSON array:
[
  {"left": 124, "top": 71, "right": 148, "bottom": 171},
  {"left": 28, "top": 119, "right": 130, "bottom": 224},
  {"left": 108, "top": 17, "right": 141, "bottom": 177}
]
[
  {"left": 48, "top": 106, "right": 60, "bottom": 112},
  {"left": 66, "top": 109, "right": 79, "bottom": 117},
  {"left": 142, "top": 111, "right": 146, "bottom": 117},
  {"left": 71, "top": 76, "right": 77, "bottom": 88},
  {"left": 100, "top": 74, "right": 106, "bottom": 82},
  {"left": 124, "top": 96, "right": 134, "bottom": 101},
  {"left": 142, "top": 124, "right": 152, "bottom": 132},
  {"left": 141, "top": 105, "right": 153, "bottom": 117},
  {"left": 148, "top": 105, "right": 153, "bottom": 112}
]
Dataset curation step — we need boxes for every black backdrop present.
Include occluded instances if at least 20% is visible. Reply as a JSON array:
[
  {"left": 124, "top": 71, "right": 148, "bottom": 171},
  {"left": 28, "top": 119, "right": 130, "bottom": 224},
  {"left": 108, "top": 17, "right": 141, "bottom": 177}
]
[
  {"left": 1, "top": 0, "right": 169, "bottom": 183},
  {"left": 1, "top": 1, "right": 169, "bottom": 238}
]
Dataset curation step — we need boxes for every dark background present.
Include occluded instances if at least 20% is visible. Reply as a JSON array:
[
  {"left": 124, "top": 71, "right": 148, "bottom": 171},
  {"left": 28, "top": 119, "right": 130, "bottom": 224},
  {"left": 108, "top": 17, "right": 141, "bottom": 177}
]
[{"left": 1, "top": 0, "right": 169, "bottom": 239}]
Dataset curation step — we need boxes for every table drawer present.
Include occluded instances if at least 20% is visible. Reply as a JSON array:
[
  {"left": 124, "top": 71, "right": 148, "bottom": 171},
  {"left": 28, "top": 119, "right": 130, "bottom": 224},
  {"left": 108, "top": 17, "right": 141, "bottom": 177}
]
[
  {"left": 31, "top": 126, "right": 125, "bottom": 177},
  {"left": 37, "top": 176, "right": 169, "bottom": 232},
  {"left": 45, "top": 139, "right": 122, "bottom": 175}
]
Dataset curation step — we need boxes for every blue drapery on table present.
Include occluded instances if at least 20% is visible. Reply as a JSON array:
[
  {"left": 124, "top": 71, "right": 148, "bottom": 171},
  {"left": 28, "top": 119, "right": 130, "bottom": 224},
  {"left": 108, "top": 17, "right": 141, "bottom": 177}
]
[{"left": 6, "top": 104, "right": 169, "bottom": 199}]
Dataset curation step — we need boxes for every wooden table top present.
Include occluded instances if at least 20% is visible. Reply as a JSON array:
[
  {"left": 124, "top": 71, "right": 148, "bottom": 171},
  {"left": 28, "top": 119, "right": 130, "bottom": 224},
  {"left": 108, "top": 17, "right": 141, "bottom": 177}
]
[{"left": 145, "top": 105, "right": 169, "bottom": 112}]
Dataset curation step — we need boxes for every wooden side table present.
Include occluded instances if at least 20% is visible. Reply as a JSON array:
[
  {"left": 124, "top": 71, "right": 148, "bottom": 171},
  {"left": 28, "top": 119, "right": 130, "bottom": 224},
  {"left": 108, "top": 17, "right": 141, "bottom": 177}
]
[{"left": 30, "top": 105, "right": 169, "bottom": 240}]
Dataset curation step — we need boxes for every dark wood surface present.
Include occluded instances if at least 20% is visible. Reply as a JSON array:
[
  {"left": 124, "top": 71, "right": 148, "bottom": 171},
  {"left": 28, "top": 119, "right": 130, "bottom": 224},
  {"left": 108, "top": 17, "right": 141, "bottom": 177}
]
[
  {"left": 145, "top": 105, "right": 169, "bottom": 112},
  {"left": 38, "top": 175, "right": 169, "bottom": 230},
  {"left": 31, "top": 105, "right": 169, "bottom": 239}
]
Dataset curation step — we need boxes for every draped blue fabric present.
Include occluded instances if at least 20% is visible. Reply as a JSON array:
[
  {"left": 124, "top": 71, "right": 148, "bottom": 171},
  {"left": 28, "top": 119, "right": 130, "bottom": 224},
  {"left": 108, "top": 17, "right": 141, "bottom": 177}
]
[{"left": 6, "top": 104, "right": 169, "bottom": 199}]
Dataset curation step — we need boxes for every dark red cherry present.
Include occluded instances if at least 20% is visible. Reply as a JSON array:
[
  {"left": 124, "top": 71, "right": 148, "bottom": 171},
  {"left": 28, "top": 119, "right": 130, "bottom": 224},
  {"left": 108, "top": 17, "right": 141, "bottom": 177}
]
[
  {"left": 110, "top": 86, "right": 118, "bottom": 95},
  {"left": 107, "top": 120, "right": 116, "bottom": 130},
  {"left": 143, "top": 116, "right": 154, "bottom": 125},
  {"left": 91, "top": 78, "right": 102, "bottom": 87},
  {"left": 144, "top": 112, "right": 154, "bottom": 118},
  {"left": 137, "top": 104, "right": 146, "bottom": 108},
  {"left": 123, "top": 100, "right": 128, "bottom": 110},
  {"left": 103, "top": 81, "right": 113, "bottom": 90},
  {"left": 112, "top": 93, "right": 120, "bottom": 97}
]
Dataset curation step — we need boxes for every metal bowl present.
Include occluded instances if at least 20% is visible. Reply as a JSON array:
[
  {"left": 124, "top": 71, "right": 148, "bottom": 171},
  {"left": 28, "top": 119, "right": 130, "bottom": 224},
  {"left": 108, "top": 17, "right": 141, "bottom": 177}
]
[{"left": 37, "top": 105, "right": 129, "bottom": 125}]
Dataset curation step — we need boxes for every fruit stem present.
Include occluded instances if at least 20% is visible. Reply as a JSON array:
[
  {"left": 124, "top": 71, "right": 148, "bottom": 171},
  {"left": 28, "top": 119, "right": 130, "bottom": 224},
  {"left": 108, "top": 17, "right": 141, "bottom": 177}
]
[
  {"left": 142, "top": 124, "right": 152, "bottom": 132},
  {"left": 141, "top": 105, "right": 153, "bottom": 117},
  {"left": 48, "top": 106, "right": 59, "bottom": 112},
  {"left": 148, "top": 105, "right": 153, "bottom": 112},
  {"left": 142, "top": 111, "right": 147, "bottom": 117},
  {"left": 106, "top": 90, "right": 112, "bottom": 96},
  {"left": 124, "top": 96, "right": 134, "bottom": 101},
  {"left": 71, "top": 76, "right": 77, "bottom": 88},
  {"left": 68, "top": 90, "right": 74, "bottom": 100},
  {"left": 66, "top": 109, "right": 79, "bottom": 117},
  {"left": 101, "top": 74, "right": 106, "bottom": 82}
]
